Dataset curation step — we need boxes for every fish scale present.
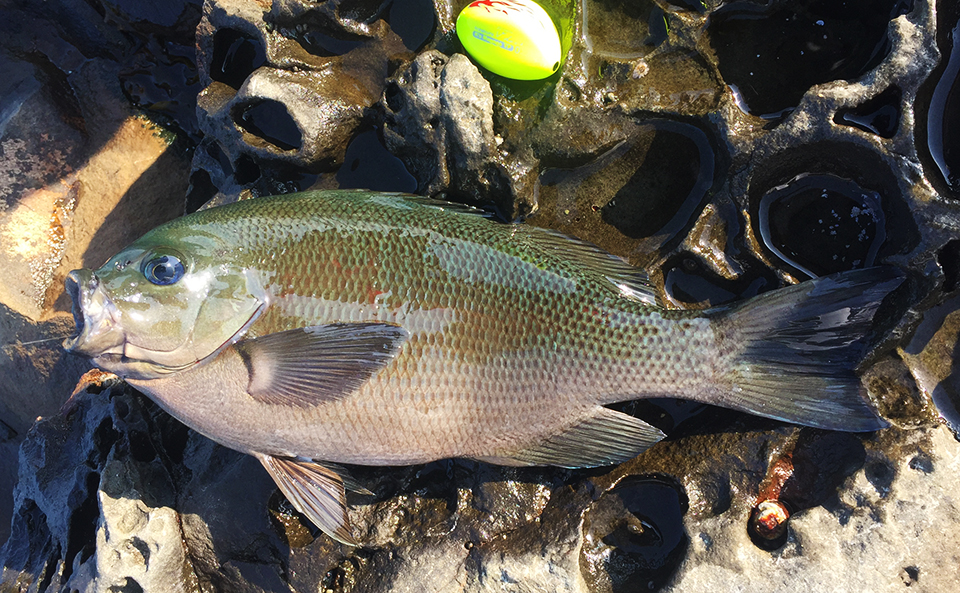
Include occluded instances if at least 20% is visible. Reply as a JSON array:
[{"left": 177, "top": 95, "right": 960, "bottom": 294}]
[{"left": 63, "top": 189, "right": 904, "bottom": 544}]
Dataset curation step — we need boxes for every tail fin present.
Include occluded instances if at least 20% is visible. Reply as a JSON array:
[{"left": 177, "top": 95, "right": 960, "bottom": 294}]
[{"left": 709, "top": 267, "right": 905, "bottom": 431}]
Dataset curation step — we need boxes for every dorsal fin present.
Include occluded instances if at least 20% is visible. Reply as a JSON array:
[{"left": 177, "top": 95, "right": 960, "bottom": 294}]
[
  {"left": 519, "top": 228, "right": 658, "bottom": 305},
  {"left": 352, "top": 192, "right": 658, "bottom": 304}
]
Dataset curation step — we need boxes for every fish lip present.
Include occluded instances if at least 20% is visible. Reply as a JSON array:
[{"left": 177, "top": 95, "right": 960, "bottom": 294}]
[
  {"left": 62, "top": 269, "right": 125, "bottom": 357},
  {"left": 64, "top": 273, "right": 84, "bottom": 347}
]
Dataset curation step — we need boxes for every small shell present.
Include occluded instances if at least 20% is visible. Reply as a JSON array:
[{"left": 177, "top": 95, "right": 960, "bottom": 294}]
[{"left": 749, "top": 499, "right": 790, "bottom": 546}]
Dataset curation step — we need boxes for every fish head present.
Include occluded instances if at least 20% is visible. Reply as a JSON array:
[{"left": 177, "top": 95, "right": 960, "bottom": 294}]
[{"left": 63, "top": 227, "right": 266, "bottom": 379}]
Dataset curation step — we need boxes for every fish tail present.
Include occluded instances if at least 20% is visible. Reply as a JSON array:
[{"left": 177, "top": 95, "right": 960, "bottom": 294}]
[{"left": 708, "top": 267, "right": 905, "bottom": 431}]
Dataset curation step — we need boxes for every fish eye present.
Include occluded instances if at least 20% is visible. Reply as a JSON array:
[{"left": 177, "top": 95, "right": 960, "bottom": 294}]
[{"left": 142, "top": 254, "right": 185, "bottom": 286}]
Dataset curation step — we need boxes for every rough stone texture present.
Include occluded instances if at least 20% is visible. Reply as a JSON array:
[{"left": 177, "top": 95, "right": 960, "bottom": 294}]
[
  {"left": 0, "top": 0, "right": 196, "bottom": 561},
  {"left": 191, "top": 0, "right": 411, "bottom": 207},
  {"left": 381, "top": 51, "right": 527, "bottom": 217},
  {"left": 3, "top": 0, "right": 960, "bottom": 591},
  {"left": 665, "top": 426, "right": 960, "bottom": 593}
]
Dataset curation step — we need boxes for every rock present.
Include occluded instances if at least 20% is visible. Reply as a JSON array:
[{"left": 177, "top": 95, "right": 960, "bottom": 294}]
[
  {"left": 0, "top": 0, "right": 198, "bottom": 563},
  {"left": 191, "top": 0, "right": 411, "bottom": 206},
  {"left": 663, "top": 426, "right": 960, "bottom": 593},
  {"left": 900, "top": 293, "right": 960, "bottom": 439},
  {"left": 381, "top": 50, "right": 526, "bottom": 216}
]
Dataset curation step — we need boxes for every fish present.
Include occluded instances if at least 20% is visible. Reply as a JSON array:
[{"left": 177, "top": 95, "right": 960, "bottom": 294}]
[{"left": 63, "top": 189, "right": 903, "bottom": 545}]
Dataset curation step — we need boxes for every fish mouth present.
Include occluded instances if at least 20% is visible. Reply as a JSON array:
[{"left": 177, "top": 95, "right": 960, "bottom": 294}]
[
  {"left": 65, "top": 273, "right": 85, "bottom": 346},
  {"left": 62, "top": 269, "right": 125, "bottom": 360}
]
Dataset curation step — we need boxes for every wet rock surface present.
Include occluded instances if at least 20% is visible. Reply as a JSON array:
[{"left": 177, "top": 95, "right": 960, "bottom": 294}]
[{"left": 2, "top": 0, "right": 960, "bottom": 591}]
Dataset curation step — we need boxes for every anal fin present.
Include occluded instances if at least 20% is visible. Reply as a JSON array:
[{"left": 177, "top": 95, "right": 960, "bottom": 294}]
[
  {"left": 259, "top": 454, "right": 358, "bottom": 545},
  {"left": 476, "top": 407, "right": 665, "bottom": 469}
]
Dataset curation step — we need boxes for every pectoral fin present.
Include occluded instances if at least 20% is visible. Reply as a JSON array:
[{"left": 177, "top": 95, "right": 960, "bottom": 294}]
[
  {"left": 475, "top": 406, "right": 665, "bottom": 469},
  {"left": 259, "top": 454, "right": 358, "bottom": 546},
  {"left": 236, "top": 323, "right": 408, "bottom": 407}
]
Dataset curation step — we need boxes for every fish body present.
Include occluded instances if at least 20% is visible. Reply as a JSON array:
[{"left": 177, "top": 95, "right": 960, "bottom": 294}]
[{"left": 64, "top": 190, "right": 902, "bottom": 544}]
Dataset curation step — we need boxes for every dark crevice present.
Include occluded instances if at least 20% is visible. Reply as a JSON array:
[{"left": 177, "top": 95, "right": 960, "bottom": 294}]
[
  {"left": 234, "top": 101, "right": 303, "bottom": 152},
  {"left": 235, "top": 154, "right": 262, "bottom": 184},
  {"left": 835, "top": 86, "right": 902, "bottom": 138},
  {"left": 210, "top": 28, "right": 265, "bottom": 90},
  {"left": 938, "top": 239, "right": 960, "bottom": 292},
  {"left": 63, "top": 471, "right": 102, "bottom": 583},
  {"left": 185, "top": 169, "right": 218, "bottom": 213}
]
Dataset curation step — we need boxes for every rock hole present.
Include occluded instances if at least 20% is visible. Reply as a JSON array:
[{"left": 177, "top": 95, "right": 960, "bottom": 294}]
[
  {"left": 204, "top": 140, "right": 235, "bottom": 176},
  {"left": 644, "top": 6, "right": 669, "bottom": 46},
  {"left": 583, "top": 0, "right": 663, "bottom": 59},
  {"left": 918, "top": 13, "right": 960, "bottom": 196},
  {"left": 600, "top": 122, "right": 714, "bottom": 241},
  {"left": 159, "top": 421, "right": 191, "bottom": 466},
  {"left": 835, "top": 86, "right": 902, "bottom": 138},
  {"left": 580, "top": 475, "right": 688, "bottom": 592},
  {"left": 63, "top": 471, "right": 102, "bottom": 583},
  {"left": 908, "top": 452, "right": 933, "bottom": 473},
  {"left": 234, "top": 154, "right": 262, "bottom": 184},
  {"left": 388, "top": 0, "right": 437, "bottom": 51},
  {"left": 93, "top": 416, "right": 122, "bottom": 455},
  {"left": 937, "top": 239, "right": 960, "bottom": 292},
  {"left": 127, "top": 429, "right": 156, "bottom": 463},
  {"left": 748, "top": 500, "right": 791, "bottom": 550},
  {"left": 297, "top": 29, "right": 365, "bottom": 56},
  {"left": 235, "top": 100, "right": 303, "bottom": 152},
  {"left": 864, "top": 460, "right": 896, "bottom": 497},
  {"left": 130, "top": 537, "right": 151, "bottom": 567},
  {"left": 384, "top": 82, "right": 405, "bottom": 113},
  {"left": 758, "top": 173, "right": 885, "bottom": 278},
  {"left": 900, "top": 565, "right": 920, "bottom": 586},
  {"left": 185, "top": 169, "right": 218, "bottom": 213},
  {"left": 210, "top": 29, "right": 265, "bottom": 90},
  {"left": 324, "top": 566, "right": 348, "bottom": 592},
  {"left": 662, "top": 253, "right": 779, "bottom": 306},
  {"left": 709, "top": 0, "right": 905, "bottom": 118},
  {"left": 336, "top": 129, "right": 417, "bottom": 192}
]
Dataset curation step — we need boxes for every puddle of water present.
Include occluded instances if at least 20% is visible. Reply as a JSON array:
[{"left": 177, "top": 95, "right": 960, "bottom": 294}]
[
  {"left": 709, "top": 0, "right": 909, "bottom": 119},
  {"left": 535, "top": 119, "right": 717, "bottom": 263},
  {"left": 297, "top": 30, "right": 367, "bottom": 56},
  {"left": 758, "top": 173, "right": 885, "bottom": 278},
  {"left": 582, "top": 0, "right": 666, "bottom": 59},
  {"left": 581, "top": 475, "right": 688, "bottom": 592},
  {"left": 925, "top": 20, "right": 960, "bottom": 192},
  {"left": 120, "top": 37, "right": 202, "bottom": 139},
  {"left": 835, "top": 86, "right": 902, "bottom": 139},
  {"left": 388, "top": 0, "right": 436, "bottom": 51},
  {"left": 663, "top": 253, "right": 778, "bottom": 307}
]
